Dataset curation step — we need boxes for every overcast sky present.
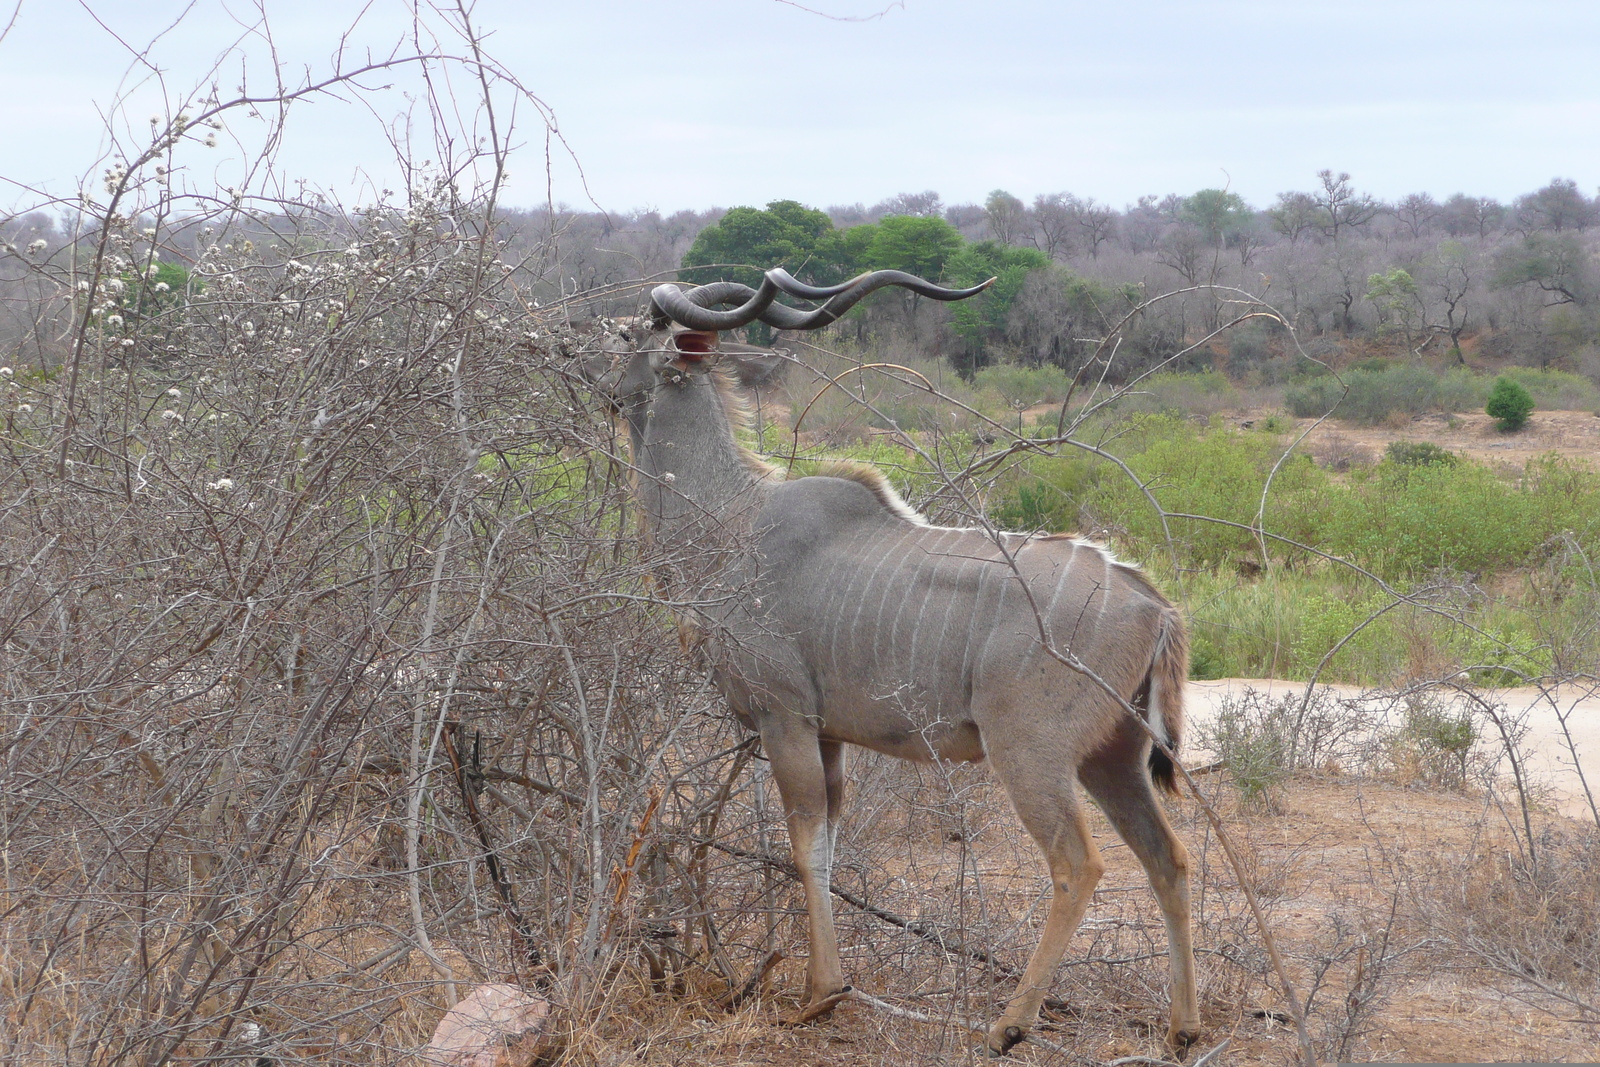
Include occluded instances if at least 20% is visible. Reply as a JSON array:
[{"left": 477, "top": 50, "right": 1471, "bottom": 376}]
[{"left": 2, "top": 0, "right": 1598, "bottom": 216}]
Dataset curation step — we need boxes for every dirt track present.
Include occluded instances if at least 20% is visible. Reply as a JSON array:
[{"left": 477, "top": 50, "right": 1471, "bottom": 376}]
[{"left": 1188, "top": 678, "right": 1600, "bottom": 820}]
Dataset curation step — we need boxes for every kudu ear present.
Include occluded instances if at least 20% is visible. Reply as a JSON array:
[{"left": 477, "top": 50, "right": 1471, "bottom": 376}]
[
  {"left": 719, "top": 340, "right": 792, "bottom": 389},
  {"left": 566, "top": 324, "right": 633, "bottom": 406}
]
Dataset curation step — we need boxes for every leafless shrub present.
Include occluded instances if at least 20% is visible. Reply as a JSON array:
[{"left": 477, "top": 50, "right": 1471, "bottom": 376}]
[
  {"left": 1196, "top": 687, "right": 1379, "bottom": 809},
  {"left": 0, "top": 8, "right": 795, "bottom": 1064},
  {"left": 1297, "top": 903, "right": 1402, "bottom": 1063},
  {"left": 1306, "top": 432, "right": 1374, "bottom": 472},
  {"left": 1408, "top": 824, "right": 1600, "bottom": 1022}
]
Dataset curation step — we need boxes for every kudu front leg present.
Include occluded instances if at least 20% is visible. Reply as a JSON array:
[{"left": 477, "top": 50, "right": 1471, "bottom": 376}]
[{"left": 764, "top": 731, "right": 849, "bottom": 1016}]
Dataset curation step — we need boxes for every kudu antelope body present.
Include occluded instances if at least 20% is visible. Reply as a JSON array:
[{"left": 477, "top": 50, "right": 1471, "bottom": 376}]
[{"left": 590, "top": 269, "right": 1200, "bottom": 1055}]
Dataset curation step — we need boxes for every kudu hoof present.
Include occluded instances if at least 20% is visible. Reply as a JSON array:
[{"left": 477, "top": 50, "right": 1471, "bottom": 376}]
[
  {"left": 984, "top": 1024, "right": 1026, "bottom": 1057},
  {"left": 783, "top": 986, "right": 852, "bottom": 1026},
  {"left": 1166, "top": 1024, "right": 1201, "bottom": 1057}
]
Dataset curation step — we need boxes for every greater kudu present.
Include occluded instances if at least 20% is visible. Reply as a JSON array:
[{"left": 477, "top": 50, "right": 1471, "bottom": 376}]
[{"left": 588, "top": 268, "right": 1199, "bottom": 1056}]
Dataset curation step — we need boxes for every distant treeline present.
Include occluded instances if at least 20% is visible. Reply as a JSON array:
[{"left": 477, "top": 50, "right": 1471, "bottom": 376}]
[
  {"left": 495, "top": 172, "right": 1600, "bottom": 381},
  {"left": 4, "top": 171, "right": 1599, "bottom": 382}
]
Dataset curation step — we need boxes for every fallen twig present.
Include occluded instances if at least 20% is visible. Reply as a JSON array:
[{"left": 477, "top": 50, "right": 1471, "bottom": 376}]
[{"left": 719, "top": 950, "right": 784, "bottom": 1012}]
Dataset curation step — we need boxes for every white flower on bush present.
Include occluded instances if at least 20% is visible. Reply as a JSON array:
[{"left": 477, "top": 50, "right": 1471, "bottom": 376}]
[
  {"left": 26, "top": 239, "right": 46, "bottom": 255},
  {"left": 167, "top": 387, "right": 181, "bottom": 397},
  {"left": 161, "top": 409, "right": 183, "bottom": 422},
  {"left": 17, "top": 403, "right": 33, "bottom": 413},
  {"left": 206, "top": 478, "right": 235, "bottom": 492},
  {"left": 0, "top": 367, "right": 11, "bottom": 377},
  {"left": 105, "top": 314, "right": 124, "bottom": 329}
]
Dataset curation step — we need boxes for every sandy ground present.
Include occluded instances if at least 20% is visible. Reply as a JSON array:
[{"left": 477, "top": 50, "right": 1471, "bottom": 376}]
[
  {"left": 1187, "top": 678, "right": 1600, "bottom": 820},
  {"left": 1247, "top": 407, "right": 1600, "bottom": 469}
]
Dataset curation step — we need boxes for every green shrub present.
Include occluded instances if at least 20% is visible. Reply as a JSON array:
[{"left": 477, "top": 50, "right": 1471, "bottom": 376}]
[
  {"left": 1486, "top": 376, "right": 1535, "bottom": 431},
  {"left": 1199, "top": 692, "right": 1295, "bottom": 806},
  {"left": 1451, "top": 618, "right": 1553, "bottom": 686},
  {"left": 971, "top": 362, "right": 1072, "bottom": 408},
  {"left": 1385, "top": 440, "right": 1459, "bottom": 467},
  {"left": 1108, "top": 371, "right": 1241, "bottom": 416},
  {"left": 1290, "top": 590, "right": 1396, "bottom": 679},
  {"left": 990, "top": 454, "right": 1098, "bottom": 532},
  {"left": 1498, "top": 367, "right": 1600, "bottom": 411},
  {"left": 1286, "top": 363, "right": 1484, "bottom": 424}
]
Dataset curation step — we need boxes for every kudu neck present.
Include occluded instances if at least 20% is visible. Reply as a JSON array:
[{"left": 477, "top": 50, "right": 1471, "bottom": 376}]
[{"left": 626, "top": 368, "right": 768, "bottom": 546}]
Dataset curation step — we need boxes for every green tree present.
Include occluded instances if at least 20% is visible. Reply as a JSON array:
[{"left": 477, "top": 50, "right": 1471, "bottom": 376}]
[
  {"left": 1486, "top": 376, "right": 1534, "bottom": 431},
  {"left": 1365, "top": 267, "right": 1424, "bottom": 344},
  {"left": 680, "top": 199, "right": 838, "bottom": 287},
  {"left": 1180, "top": 188, "right": 1252, "bottom": 247},
  {"left": 813, "top": 222, "right": 877, "bottom": 283},
  {"left": 863, "top": 215, "right": 963, "bottom": 278},
  {"left": 1268, "top": 191, "right": 1321, "bottom": 243},
  {"left": 943, "top": 241, "right": 1049, "bottom": 367}
]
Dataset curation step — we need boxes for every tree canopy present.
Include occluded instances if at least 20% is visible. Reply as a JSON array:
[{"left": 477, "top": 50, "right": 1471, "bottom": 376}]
[{"left": 680, "top": 200, "right": 837, "bottom": 288}]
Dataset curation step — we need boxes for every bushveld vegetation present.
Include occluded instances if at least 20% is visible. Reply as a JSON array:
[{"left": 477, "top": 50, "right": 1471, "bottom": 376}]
[{"left": 3, "top": 7, "right": 1599, "bottom": 1067}]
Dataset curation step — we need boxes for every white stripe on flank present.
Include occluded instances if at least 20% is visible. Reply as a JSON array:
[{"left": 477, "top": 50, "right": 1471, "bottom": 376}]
[
  {"left": 873, "top": 533, "right": 930, "bottom": 667},
  {"left": 826, "top": 534, "right": 877, "bottom": 675},
  {"left": 850, "top": 525, "right": 920, "bottom": 671},
  {"left": 903, "top": 529, "right": 953, "bottom": 685},
  {"left": 1013, "top": 539, "right": 1080, "bottom": 680},
  {"left": 1095, "top": 546, "right": 1113, "bottom": 625},
  {"left": 974, "top": 553, "right": 1014, "bottom": 669},
  {"left": 957, "top": 550, "right": 992, "bottom": 688},
  {"left": 919, "top": 535, "right": 975, "bottom": 708},
  {"left": 884, "top": 530, "right": 939, "bottom": 671},
  {"left": 1045, "top": 540, "right": 1080, "bottom": 617}
]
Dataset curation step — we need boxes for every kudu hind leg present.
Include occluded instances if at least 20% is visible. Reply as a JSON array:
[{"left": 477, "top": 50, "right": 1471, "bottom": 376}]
[
  {"left": 764, "top": 730, "right": 848, "bottom": 1009},
  {"left": 1080, "top": 756, "right": 1201, "bottom": 1049},
  {"left": 984, "top": 768, "right": 1105, "bottom": 1055}
]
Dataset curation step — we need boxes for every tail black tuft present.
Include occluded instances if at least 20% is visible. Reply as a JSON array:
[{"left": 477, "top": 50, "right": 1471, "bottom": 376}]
[{"left": 1148, "top": 744, "right": 1179, "bottom": 795}]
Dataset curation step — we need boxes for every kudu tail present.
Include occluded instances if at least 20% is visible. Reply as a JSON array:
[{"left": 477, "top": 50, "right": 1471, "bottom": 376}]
[{"left": 1145, "top": 609, "right": 1189, "bottom": 795}]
